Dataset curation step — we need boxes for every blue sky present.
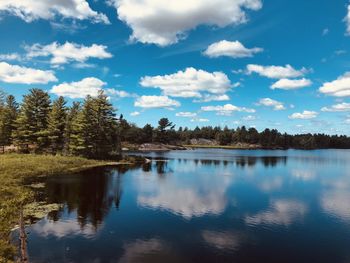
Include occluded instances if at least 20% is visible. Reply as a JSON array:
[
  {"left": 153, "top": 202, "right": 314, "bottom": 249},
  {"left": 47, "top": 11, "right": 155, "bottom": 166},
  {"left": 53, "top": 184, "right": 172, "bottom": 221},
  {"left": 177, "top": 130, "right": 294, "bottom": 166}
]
[{"left": 1, "top": 0, "right": 350, "bottom": 134}]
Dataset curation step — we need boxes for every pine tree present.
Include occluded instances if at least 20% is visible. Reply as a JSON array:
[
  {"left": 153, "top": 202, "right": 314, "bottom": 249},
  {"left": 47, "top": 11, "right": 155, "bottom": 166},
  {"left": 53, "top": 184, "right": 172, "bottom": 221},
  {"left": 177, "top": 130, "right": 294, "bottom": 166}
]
[
  {"left": 0, "top": 95, "right": 19, "bottom": 148},
  {"left": 64, "top": 102, "right": 81, "bottom": 155},
  {"left": 13, "top": 89, "right": 51, "bottom": 152},
  {"left": 68, "top": 91, "right": 119, "bottom": 159},
  {"left": 93, "top": 91, "right": 118, "bottom": 158},
  {"left": 47, "top": 96, "right": 67, "bottom": 153}
]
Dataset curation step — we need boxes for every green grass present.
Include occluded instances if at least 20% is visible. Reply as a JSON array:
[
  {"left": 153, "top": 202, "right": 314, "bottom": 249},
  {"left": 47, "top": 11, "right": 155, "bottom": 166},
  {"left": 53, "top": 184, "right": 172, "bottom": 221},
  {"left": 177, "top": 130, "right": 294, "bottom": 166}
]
[{"left": 0, "top": 154, "right": 110, "bottom": 262}]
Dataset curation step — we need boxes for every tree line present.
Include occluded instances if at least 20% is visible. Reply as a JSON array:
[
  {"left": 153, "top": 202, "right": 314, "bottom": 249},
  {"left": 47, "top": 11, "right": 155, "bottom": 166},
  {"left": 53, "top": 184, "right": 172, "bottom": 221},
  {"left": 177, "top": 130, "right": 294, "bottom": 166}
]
[
  {"left": 0, "top": 89, "right": 119, "bottom": 159},
  {"left": 1, "top": 88, "right": 350, "bottom": 158},
  {"left": 117, "top": 113, "right": 350, "bottom": 150}
]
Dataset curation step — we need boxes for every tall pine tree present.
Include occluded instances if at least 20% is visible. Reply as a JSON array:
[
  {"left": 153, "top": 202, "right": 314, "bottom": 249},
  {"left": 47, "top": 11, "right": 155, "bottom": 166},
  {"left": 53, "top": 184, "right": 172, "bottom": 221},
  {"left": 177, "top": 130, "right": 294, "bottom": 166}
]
[
  {"left": 47, "top": 96, "right": 67, "bottom": 153},
  {"left": 13, "top": 89, "right": 51, "bottom": 152},
  {"left": 0, "top": 95, "right": 19, "bottom": 148},
  {"left": 64, "top": 102, "right": 81, "bottom": 155},
  {"left": 68, "top": 91, "right": 119, "bottom": 159}
]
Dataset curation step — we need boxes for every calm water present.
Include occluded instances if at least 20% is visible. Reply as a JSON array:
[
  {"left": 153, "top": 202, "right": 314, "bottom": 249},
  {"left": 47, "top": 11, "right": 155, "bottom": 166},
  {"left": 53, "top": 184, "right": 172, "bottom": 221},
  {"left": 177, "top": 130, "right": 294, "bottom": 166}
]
[{"left": 26, "top": 149, "right": 350, "bottom": 263}]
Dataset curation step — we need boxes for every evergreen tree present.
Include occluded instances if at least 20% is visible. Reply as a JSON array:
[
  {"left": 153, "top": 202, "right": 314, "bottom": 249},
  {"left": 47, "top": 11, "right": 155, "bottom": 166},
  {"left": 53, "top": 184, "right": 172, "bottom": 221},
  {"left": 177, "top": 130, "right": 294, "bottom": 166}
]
[
  {"left": 142, "top": 124, "right": 153, "bottom": 143},
  {"left": 47, "top": 96, "right": 67, "bottom": 153},
  {"left": 155, "top": 118, "right": 175, "bottom": 143},
  {"left": 13, "top": 89, "right": 51, "bottom": 152},
  {"left": 0, "top": 95, "right": 18, "bottom": 147},
  {"left": 64, "top": 102, "right": 81, "bottom": 155},
  {"left": 67, "top": 103, "right": 85, "bottom": 156},
  {"left": 68, "top": 91, "right": 118, "bottom": 159},
  {"left": 0, "top": 89, "right": 5, "bottom": 106},
  {"left": 93, "top": 91, "right": 118, "bottom": 158}
]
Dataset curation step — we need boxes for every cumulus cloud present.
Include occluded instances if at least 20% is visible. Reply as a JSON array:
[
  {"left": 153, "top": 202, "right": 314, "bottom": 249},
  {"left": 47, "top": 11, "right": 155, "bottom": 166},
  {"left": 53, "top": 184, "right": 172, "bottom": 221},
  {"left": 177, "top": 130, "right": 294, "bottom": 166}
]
[
  {"left": 245, "top": 199, "right": 307, "bottom": 226},
  {"left": 0, "top": 0, "right": 109, "bottom": 24},
  {"left": 246, "top": 64, "right": 307, "bottom": 79},
  {"left": 110, "top": 0, "right": 262, "bottom": 46},
  {"left": 136, "top": 170, "right": 232, "bottom": 219},
  {"left": 203, "top": 40, "right": 263, "bottom": 58},
  {"left": 140, "top": 67, "right": 233, "bottom": 99},
  {"left": 271, "top": 78, "right": 312, "bottom": 90},
  {"left": 134, "top": 95, "right": 180, "bottom": 109},
  {"left": 202, "top": 230, "right": 242, "bottom": 251},
  {"left": 105, "top": 88, "right": 137, "bottom": 98},
  {"left": 119, "top": 239, "right": 171, "bottom": 263},
  {"left": 25, "top": 42, "right": 112, "bottom": 66},
  {"left": 289, "top": 110, "right": 318, "bottom": 120},
  {"left": 0, "top": 61, "right": 57, "bottom": 84},
  {"left": 322, "top": 191, "right": 350, "bottom": 221},
  {"left": 32, "top": 219, "right": 96, "bottom": 239},
  {"left": 319, "top": 72, "right": 350, "bottom": 97},
  {"left": 176, "top": 112, "right": 197, "bottom": 117},
  {"left": 0, "top": 53, "right": 21, "bottom": 61},
  {"left": 321, "top": 102, "right": 350, "bottom": 112},
  {"left": 201, "top": 104, "right": 255, "bottom": 116},
  {"left": 257, "top": 98, "right": 286, "bottom": 111},
  {"left": 130, "top": 111, "right": 140, "bottom": 116},
  {"left": 345, "top": 3, "right": 350, "bottom": 35},
  {"left": 50, "top": 77, "right": 106, "bottom": 99},
  {"left": 193, "top": 94, "right": 230, "bottom": 103},
  {"left": 140, "top": 68, "right": 232, "bottom": 98}
]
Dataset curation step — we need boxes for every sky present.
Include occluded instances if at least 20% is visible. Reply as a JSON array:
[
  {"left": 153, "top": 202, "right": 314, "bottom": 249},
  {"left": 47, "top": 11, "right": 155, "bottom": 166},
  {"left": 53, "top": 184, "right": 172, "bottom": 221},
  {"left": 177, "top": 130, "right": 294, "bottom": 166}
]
[{"left": 0, "top": 0, "right": 350, "bottom": 135}]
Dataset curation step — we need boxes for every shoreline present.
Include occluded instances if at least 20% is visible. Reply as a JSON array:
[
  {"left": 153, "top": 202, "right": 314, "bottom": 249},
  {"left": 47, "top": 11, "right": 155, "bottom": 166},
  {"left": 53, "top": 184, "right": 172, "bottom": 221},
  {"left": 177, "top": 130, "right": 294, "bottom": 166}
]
[{"left": 0, "top": 154, "right": 136, "bottom": 262}]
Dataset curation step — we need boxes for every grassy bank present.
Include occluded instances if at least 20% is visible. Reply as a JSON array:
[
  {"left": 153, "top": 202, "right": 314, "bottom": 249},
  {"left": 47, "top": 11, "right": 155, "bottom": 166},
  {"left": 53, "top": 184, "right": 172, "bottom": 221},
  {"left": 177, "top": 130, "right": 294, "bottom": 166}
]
[{"left": 0, "top": 154, "right": 112, "bottom": 262}]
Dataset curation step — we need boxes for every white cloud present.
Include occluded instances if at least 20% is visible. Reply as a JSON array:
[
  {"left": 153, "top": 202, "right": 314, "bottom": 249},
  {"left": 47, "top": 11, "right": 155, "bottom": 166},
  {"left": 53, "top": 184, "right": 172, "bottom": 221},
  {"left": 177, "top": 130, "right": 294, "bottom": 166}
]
[
  {"left": 243, "top": 115, "right": 256, "bottom": 121},
  {"left": 289, "top": 110, "right": 318, "bottom": 120},
  {"left": 140, "top": 67, "right": 233, "bottom": 99},
  {"left": 246, "top": 64, "right": 307, "bottom": 79},
  {"left": 105, "top": 88, "right": 136, "bottom": 98},
  {"left": 136, "top": 169, "right": 232, "bottom": 219},
  {"left": 245, "top": 199, "right": 307, "bottom": 226},
  {"left": 191, "top": 118, "right": 210, "bottom": 122},
  {"left": 72, "top": 62, "right": 96, "bottom": 69},
  {"left": 345, "top": 3, "right": 350, "bottom": 35},
  {"left": 130, "top": 111, "right": 140, "bottom": 116},
  {"left": 119, "top": 239, "right": 168, "bottom": 263},
  {"left": 32, "top": 219, "right": 96, "bottom": 239},
  {"left": 110, "top": 0, "right": 262, "bottom": 46},
  {"left": 25, "top": 42, "right": 112, "bottom": 66},
  {"left": 291, "top": 169, "right": 316, "bottom": 181},
  {"left": 50, "top": 77, "right": 106, "bottom": 99},
  {"left": 257, "top": 98, "right": 286, "bottom": 111},
  {"left": 202, "top": 230, "right": 242, "bottom": 251},
  {"left": 321, "top": 191, "right": 350, "bottom": 222},
  {"left": 193, "top": 94, "right": 230, "bottom": 103},
  {"left": 201, "top": 104, "right": 255, "bottom": 116},
  {"left": 319, "top": 72, "right": 350, "bottom": 97},
  {"left": 321, "top": 102, "right": 350, "bottom": 112},
  {"left": 0, "top": 0, "right": 109, "bottom": 24},
  {"left": 271, "top": 78, "right": 312, "bottom": 90},
  {"left": 134, "top": 95, "right": 180, "bottom": 109},
  {"left": 0, "top": 61, "right": 57, "bottom": 84},
  {"left": 203, "top": 40, "right": 263, "bottom": 58},
  {"left": 176, "top": 112, "right": 197, "bottom": 117},
  {"left": 0, "top": 53, "right": 21, "bottom": 61}
]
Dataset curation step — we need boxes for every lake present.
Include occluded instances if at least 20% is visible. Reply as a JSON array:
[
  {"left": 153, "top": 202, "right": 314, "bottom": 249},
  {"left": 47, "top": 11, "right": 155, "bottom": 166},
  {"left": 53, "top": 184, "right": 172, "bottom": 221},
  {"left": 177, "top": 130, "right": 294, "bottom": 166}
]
[{"left": 26, "top": 149, "right": 350, "bottom": 263}]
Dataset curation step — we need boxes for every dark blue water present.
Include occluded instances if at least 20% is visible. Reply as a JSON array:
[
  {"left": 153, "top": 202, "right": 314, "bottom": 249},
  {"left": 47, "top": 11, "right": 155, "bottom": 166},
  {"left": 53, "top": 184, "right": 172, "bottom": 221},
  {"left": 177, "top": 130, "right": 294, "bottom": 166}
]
[{"left": 27, "top": 149, "right": 350, "bottom": 263}]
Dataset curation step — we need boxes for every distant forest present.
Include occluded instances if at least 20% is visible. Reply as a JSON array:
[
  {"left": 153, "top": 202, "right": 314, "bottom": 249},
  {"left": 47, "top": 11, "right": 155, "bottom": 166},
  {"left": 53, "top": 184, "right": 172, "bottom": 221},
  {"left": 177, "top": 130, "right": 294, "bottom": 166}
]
[{"left": 1, "top": 89, "right": 350, "bottom": 159}]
